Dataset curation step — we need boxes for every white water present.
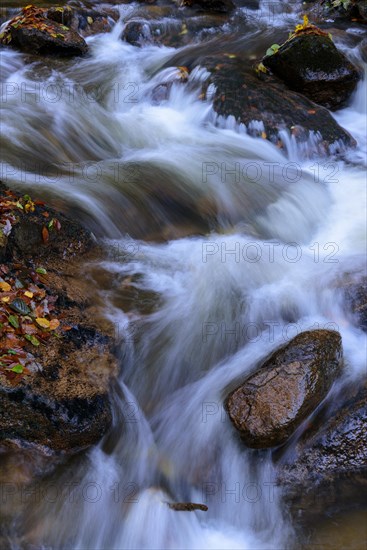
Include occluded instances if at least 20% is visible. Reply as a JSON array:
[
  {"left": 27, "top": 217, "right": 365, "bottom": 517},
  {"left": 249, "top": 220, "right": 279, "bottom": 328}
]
[{"left": 0, "top": 4, "right": 366, "bottom": 549}]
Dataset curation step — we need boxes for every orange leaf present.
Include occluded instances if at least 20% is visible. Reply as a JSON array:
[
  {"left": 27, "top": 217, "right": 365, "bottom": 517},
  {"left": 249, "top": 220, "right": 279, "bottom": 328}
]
[
  {"left": 42, "top": 226, "right": 49, "bottom": 243},
  {"left": 49, "top": 319, "right": 60, "bottom": 330},
  {"left": 0, "top": 282, "right": 11, "bottom": 292}
]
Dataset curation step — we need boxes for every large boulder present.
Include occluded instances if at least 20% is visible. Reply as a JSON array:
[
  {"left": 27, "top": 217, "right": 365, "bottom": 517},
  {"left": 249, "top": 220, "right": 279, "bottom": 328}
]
[
  {"left": 0, "top": 351, "right": 114, "bottom": 453},
  {"left": 0, "top": 5, "right": 88, "bottom": 56},
  {"left": 262, "top": 27, "right": 361, "bottom": 110},
  {"left": 163, "top": 50, "right": 356, "bottom": 154},
  {"left": 225, "top": 330, "right": 343, "bottom": 448},
  {"left": 0, "top": 182, "right": 117, "bottom": 454},
  {"left": 278, "top": 380, "right": 367, "bottom": 522}
]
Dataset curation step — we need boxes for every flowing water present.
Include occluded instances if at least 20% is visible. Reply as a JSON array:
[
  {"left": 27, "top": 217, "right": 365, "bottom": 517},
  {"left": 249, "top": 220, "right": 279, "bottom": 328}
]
[{"left": 0, "top": 1, "right": 366, "bottom": 548}]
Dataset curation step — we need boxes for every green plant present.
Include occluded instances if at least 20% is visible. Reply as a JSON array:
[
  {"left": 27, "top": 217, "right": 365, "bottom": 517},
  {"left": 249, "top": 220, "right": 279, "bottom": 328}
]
[{"left": 265, "top": 44, "right": 280, "bottom": 57}]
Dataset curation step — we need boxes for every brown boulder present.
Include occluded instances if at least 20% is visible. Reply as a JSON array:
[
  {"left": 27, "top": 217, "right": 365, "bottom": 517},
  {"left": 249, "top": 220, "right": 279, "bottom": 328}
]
[
  {"left": 0, "top": 182, "right": 117, "bottom": 454},
  {"left": 225, "top": 330, "right": 343, "bottom": 448},
  {"left": 0, "top": 5, "right": 88, "bottom": 56}
]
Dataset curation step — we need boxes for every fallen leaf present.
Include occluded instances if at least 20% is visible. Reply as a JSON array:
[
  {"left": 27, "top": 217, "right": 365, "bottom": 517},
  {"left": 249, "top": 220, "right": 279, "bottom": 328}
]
[
  {"left": 8, "top": 315, "right": 19, "bottom": 329},
  {"left": 0, "top": 282, "right": 11, "bottom": 292},
  {"left": 49, "top": 319, "right": 60, "bottom": 330},
  {"left": 25, "top": 334, "right": 40, "bottom": 346},
  {"left": 9, "top": 298, "right": 31, "bottom": 315},
  {"left": 36, "top": 318, "right": 50, "bottom": 329},
  {"left": 42, "top": 226, "right": 49, "bottom": 243},
  {"left": 10, "top": 364, "right": 23, "bottom": 374}
]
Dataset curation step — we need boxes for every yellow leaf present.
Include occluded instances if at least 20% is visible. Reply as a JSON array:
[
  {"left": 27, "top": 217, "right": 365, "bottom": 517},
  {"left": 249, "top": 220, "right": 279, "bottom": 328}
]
[
  {"left": 1, "top": 296, "right": 10, "bottom": 303},
  {"left": 36, "top": 317, "right": 50, "bottom": 329},
  {"left": 25, "top": 201, "right": 35, "bottom": 213},
  {"left": 261, "top": 131, "right": 267, "bottom": 139},
  {"left": 24, "top": 291, "right": 33, "bottom": 298},
  {"left": 256, "top": 63, "right": 267, "bottom": 74},
  {"left": 303, "top": 14, "right": 309, "bottom": 27},
  {"left": 87, "top": 16, "right": 93, "bottom": 25},
  {"left": 49, "top": 319, "right": 60, "bottom": 330},
  {"left": 0, "top": 282, "right": 11, "bottom": 292}
]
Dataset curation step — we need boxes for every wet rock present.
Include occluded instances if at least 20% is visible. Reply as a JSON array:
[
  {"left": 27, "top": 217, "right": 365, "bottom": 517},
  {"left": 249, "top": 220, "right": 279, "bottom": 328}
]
[
  {"left": 46, "top": 6, "right": 119, "bottom": 38},
  {"left": 318, "top": 0, "right": 367, "bottom": 23},
  {"left": 356, "top": 0, "right": 367, "bottom": 20},
  {"left": 123, "top": 20, "right": 153, "bottom": 46},
  {"left": 262, "top": 29, "right": 360, "bottom": 110},
  {"left": 45, "top": 6, "right": 75, "bottom": 28},
  {"left": 179, "top": 0, "right": 236, "bottom": 13},
  {"left": 168, "top": 502, "right": 208, "bottom": 511},
  {"left": 0, "top": 366, "right": 113, "bottom": 453},
  {"left": 278, "top": 380, "right": 367, "bottom": 522},
  {"left": 225, "top": 330, "right": 343, "bottom": 448},
  {"left": 0, "top": 5, "right": 88, "bottom": 57},
  {"left": 0, "top": 182, "right": 118, "bottom": 454},
  {"left": 342, "top": 275, "right": 367, "bottom": 332},
  {"left": 200, "top": 55, "right": 356, "bottom": 154}
]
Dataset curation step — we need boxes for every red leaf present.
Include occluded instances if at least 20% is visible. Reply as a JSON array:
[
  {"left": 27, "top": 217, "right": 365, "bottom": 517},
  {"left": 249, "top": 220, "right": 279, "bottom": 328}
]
[{"left": 42, "top": 226, "right": 49, "bottom": 243}]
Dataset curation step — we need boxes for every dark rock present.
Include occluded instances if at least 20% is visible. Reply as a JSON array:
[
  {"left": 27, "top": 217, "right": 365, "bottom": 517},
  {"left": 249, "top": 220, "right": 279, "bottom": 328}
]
[
  {"left": 47, "top": 6, "right": 119, "bottom": 38},
  {"left": 226, "top": 330, "right": 343, "bottom": 448},
  {"left": 43, "top": 5, "right": 119, "bottom": 35},
  {"left": 168, "top": 502, "right": 208, "bottom": 511},
  {"left": 342, "top": 275, "right": 367, "bottom": 332},
  {"left": 318, "top": 0, "right": 367, "bottom": 23},
  {"left": 46, "top": 6, "right": 75, "bottom": 28},
  {"left": 202, "top": 55, "right": 356, "bottom": 154},
  {"left": 356, "top": 0, "right": 367, "bottom": 20},
  {"left": 262, "top": 30, "right": 361, "bottom": 110},
  {"left": 278, "top": 380, "right": 367, "bottom": 522},
  {"left": 179, "top": 0, "right": 235, "bottom": 13},
  {"left": 0, "top": 5, "right": 88, "bottom": 57},
  {"left": 0, "top": 376, "right": 112, "bottom": 453},
  {"left": 123, "top": 20, "right": 153, "bottom": 46}
]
